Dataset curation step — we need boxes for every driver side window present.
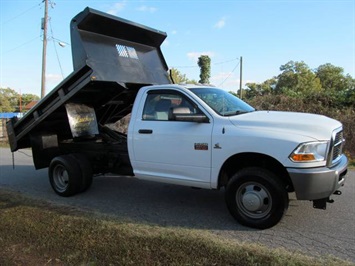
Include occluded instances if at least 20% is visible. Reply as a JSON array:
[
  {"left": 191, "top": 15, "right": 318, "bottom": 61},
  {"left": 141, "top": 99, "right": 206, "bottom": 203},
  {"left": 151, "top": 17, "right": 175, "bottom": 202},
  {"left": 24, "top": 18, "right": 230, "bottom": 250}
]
[{"left": 142, "top": 91, "right": 198, "bottom": 121}]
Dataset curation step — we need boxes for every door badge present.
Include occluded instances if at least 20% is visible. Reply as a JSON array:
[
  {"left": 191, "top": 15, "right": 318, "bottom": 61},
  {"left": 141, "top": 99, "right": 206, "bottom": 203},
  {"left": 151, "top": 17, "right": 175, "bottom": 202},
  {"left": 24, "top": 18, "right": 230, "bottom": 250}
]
[{"left": 214, "top": 143, "right": 222, "bottom": 149}]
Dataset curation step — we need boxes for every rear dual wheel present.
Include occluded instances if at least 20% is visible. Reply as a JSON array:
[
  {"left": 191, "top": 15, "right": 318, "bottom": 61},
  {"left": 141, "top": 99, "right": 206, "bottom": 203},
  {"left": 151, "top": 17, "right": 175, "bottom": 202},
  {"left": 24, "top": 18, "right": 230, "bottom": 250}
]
[
  {"left": 49, "top": 154, "right": 93, "bottom": 197},
  {"left": 225, "top": 167, "right": 289, "bottom": 229}
]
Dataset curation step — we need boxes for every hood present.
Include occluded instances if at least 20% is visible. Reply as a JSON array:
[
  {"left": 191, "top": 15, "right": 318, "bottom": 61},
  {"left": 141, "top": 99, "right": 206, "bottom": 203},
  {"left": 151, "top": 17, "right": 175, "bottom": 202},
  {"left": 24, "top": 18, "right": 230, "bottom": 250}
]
[{"left": 229, "top": 111, "right": 342, "bottom": 141}]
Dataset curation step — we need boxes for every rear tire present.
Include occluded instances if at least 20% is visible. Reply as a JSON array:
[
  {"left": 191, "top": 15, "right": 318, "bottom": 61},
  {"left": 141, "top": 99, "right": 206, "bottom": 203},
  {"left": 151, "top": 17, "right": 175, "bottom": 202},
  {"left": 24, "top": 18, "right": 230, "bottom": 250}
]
[
  {"left": 225, "top": 167, "right": 289, "bottom": 229},
  {"left": 70, "top": 153, "right": 93, "bottom": 193},
  {"left": 49, "top": 155, "right": 82, "bottom": 197}
]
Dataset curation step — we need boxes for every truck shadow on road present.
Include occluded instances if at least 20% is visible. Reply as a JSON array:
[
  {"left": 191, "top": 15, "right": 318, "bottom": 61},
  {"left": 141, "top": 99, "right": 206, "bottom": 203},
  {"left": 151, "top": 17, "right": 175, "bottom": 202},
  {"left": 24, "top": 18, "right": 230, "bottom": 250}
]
[
  {"left": 0, "top": 165, "right": 301, "bottom": 232},
  {"left": 75, "top": 174, "right": 263, "bottom": 231},
  {"left": 0, "top": 164, "right": 254, "bottom": 231}
]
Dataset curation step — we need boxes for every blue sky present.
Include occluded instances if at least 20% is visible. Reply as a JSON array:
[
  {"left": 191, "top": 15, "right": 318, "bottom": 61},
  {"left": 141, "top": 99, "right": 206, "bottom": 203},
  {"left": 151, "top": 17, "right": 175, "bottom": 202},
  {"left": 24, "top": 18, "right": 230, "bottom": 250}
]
[{"left": 1, "top": 0, "right": 354, "bottom": 96}]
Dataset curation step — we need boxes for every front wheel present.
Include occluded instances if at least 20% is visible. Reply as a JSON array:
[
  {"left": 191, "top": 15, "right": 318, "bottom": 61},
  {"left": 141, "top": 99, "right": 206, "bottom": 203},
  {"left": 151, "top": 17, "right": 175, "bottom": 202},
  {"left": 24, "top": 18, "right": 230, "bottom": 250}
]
[{"left": 225, "top": 167, "right": 289, "bottom": 229}]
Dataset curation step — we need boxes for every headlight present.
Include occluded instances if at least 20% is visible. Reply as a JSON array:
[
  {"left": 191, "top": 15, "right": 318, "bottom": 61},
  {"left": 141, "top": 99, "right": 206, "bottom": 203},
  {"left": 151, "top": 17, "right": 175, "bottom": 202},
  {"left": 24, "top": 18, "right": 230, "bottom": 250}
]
[{"left": 289, "top": 141, "right": 328, "bottom": 162}]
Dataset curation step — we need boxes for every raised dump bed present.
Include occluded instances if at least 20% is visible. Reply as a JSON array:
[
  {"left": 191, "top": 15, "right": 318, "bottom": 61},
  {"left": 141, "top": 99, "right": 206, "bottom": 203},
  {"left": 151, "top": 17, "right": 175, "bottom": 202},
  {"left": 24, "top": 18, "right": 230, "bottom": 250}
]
[{"left": 7, "top": 7, "right": 170, "bottom": 155}]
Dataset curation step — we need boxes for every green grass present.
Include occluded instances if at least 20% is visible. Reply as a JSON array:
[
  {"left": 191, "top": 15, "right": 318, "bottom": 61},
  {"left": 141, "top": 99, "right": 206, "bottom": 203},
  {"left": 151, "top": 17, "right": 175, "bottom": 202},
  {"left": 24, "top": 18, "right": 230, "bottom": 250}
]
[
  {"left": 0, "top": 141, "right": 9, "bottom": 148},
  {"left": 0, "top": 190, "right": 352, "bottom": 266}
]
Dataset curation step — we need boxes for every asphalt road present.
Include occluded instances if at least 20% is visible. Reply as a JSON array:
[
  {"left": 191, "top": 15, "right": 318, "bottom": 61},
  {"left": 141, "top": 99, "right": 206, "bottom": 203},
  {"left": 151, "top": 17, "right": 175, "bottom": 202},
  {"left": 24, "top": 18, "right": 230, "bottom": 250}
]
[{"left": 0, "top": 148, "right": 354, "bottom": 262}]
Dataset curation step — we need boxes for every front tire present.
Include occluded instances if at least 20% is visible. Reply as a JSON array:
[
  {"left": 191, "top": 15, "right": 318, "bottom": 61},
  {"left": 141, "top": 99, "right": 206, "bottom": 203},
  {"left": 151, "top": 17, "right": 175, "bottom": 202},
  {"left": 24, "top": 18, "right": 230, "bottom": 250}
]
[{"left": 225, "top": 167, "right": 289, "bottom": 229}]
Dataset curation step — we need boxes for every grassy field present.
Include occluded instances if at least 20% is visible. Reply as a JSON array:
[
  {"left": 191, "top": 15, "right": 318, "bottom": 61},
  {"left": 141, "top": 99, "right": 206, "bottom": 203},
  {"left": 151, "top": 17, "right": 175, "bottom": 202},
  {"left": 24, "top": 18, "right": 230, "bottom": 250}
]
[{"left": 0, "top": 190, "right": 352, "bottom": 266}]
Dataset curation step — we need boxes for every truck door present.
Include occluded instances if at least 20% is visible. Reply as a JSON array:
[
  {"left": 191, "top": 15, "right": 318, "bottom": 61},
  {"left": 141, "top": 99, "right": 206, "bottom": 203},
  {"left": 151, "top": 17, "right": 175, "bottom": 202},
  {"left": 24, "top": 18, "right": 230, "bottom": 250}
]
[{"left": 130, "top": 89, "right": 213, "bottom": 187}]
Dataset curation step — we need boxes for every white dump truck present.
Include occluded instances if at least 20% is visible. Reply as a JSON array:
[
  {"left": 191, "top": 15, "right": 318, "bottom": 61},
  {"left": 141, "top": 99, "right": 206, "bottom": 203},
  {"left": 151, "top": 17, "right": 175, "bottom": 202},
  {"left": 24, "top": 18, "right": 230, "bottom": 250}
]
[{"left": 7, "top": 7, "right": 348, "bottom": 229}]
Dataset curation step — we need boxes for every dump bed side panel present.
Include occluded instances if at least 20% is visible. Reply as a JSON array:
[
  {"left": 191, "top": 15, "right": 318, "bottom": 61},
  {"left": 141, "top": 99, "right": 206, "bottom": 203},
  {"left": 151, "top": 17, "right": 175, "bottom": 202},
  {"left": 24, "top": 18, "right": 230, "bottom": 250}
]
[{"left": 7, "top": 65, "right": 93, "bottom": 151}]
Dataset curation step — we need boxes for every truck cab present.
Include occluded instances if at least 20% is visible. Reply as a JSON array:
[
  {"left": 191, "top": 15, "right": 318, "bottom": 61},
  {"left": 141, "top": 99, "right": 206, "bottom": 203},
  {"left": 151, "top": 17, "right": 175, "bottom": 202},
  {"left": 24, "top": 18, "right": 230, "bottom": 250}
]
[{"left": 128, "top": 84, "right": 348, "bottom": 228}]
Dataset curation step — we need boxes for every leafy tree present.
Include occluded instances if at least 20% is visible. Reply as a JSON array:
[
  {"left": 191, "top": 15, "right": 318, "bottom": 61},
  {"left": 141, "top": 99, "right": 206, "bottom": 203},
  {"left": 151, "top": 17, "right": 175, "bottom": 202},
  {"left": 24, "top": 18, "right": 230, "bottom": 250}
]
[
  {"left": 0, "top": 87, "right": 19, "bottom": 112},
  {"left": 169, "top": 68, "right": 197, "bottom": 84},
  {"left": 22, "top": 93, "right": 40, "bottom": 107},
  {"left": 0, "top": 93, "right": 13, "bottom": 112},
  {"left": 316, "top": 63, "right": 347, "bottom": 92},
  {"left": 275, "top": 61, "right": 322, "bottom": 96},
  {"left": 342, "top": 77, "right": 355, "bottom": 106},
  {"left": 229, "top": 91, "right": 238, "bottom": 97},
  {"left": 0, "top": 87, "right": 40, "bottom": 112},
  {"left": 245, "top": 78, "right": 277, "bottom": 99},
  {"left": 315, "top": 63, "right": 355, "bottom": 106},
  {"left": 197, "top": 55, "right": 211, "bottom": 84},
  {"left": 239, "top": 60, "right": 353, "bottom": 108}
]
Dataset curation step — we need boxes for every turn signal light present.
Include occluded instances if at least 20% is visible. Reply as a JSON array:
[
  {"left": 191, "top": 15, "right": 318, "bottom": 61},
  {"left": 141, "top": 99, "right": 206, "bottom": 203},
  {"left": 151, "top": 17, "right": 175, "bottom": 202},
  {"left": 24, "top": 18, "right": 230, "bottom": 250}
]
[{"left": 291, "top": 154, "right": 316, "bottom": 162}]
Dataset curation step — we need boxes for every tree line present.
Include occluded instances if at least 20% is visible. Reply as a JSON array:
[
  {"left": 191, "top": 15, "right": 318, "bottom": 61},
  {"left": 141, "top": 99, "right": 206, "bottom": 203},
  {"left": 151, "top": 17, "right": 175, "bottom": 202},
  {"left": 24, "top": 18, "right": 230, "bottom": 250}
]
[
  {"left": 240, "top": 61, "right": 355, "bottom": 108},
  {"left": 0, "top": 88, "right": 39, "bottom": 113},
  {"left": 171, "top": 58, "right": 354, "bottom": 108}
]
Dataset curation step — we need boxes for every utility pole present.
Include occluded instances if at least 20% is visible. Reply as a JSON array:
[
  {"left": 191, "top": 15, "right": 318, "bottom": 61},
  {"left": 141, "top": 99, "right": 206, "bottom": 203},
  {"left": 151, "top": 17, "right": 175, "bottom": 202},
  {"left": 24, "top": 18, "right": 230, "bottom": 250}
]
[
  {"left": 239, "top": 56, "right": 243, "bottom": 99},
  {"left": 41, "top": 0, "right": 48, "bottom": 98}
]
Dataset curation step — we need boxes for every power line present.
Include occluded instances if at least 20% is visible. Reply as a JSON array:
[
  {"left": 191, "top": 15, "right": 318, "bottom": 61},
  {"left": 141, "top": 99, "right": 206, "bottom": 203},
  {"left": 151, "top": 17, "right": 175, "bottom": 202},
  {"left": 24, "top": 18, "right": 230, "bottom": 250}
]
[
  {"left": 2, "top": 36, "right": 41, "bottom": 54},
  {"left": 218, "top": 61, "right": 240, "bottom": 86},
  {"left": 49, "top": 17, "right": 64, "bottom": 79},
  {"left": 171, "top": 65, "right": 198, "bottom": 69},
  {"left": 1, "top": 1, "right": 65, "bottom": 57},
  {"left": 2, "top": 2, "right": 43, "bottom": 25},
  {"left": 213, "top": 57, "right": 239, "bottom": 65}
]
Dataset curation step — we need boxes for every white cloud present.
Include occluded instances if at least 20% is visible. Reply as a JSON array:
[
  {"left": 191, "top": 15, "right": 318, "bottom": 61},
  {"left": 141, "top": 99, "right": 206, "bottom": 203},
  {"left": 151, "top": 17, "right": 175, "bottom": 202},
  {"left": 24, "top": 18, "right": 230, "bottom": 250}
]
[
  {"left": 171, "top": 30, "right": 177, "bottom": 35},
  {"left": 107, "top": 1, "right": 126, "bottom": 15},
  {"left": 210, "top": 72, "right": 238, "bottom": 88},
  {"left": 47, "top": 73, "right": 63, "bottom": 85},
  {"left": 137, "top": 5, "right": 157, "bottom": 13},
  {"left": 211, "top": 71, "right": 234, "bottom": 81},
  {"left": 214, "top": 17, "right": 227, "bottom": 29},
  {"left": 187, "top": 51, "right": 215, "bottom": 62},
  {"left": 162, "top": 40, "right": 169, "bottom": 47},
  {"left": 211, "top": 72, "right": 255, "bottom": 91}
]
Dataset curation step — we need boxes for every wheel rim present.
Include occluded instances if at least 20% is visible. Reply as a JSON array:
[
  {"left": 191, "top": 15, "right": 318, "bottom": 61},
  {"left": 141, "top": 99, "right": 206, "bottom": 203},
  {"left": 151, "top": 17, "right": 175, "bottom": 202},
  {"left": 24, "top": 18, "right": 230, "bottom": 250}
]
[
  {"left": 235, "top": 182, "right": 272, "bottom": 219},
  {"left": 52, "top": 164, "right": 69, "bottom": 193}
]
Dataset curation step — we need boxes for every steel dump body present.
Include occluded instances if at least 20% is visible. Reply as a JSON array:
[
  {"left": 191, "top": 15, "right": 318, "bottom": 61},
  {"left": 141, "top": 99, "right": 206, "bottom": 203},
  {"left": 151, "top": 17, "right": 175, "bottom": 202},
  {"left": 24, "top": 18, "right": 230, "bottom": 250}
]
[{"left": 7, "top": 7, "right": 170, "bottom": 155}]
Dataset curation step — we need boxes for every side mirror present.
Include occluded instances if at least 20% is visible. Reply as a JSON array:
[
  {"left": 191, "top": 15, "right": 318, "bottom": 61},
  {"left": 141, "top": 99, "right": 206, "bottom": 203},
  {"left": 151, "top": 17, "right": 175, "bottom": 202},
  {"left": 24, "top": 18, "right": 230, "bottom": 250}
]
[
  {"left": 171, "top": 113, "right": 210, "bottom": 123},
  {"left": 169, "top": 107, "right": 210, "bottom": 123}
]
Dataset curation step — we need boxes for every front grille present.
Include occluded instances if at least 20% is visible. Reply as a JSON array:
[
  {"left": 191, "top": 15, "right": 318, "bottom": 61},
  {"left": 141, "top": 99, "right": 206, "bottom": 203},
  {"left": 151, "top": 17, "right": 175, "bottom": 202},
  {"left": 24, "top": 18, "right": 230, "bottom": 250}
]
[{"left": 328, "top": 129, "right": 345, "bottom": 166}]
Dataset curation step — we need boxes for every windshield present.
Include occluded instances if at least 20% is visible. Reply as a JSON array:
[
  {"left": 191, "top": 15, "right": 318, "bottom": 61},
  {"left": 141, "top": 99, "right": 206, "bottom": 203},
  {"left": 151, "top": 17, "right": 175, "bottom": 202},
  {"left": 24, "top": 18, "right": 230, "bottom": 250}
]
[{"left": 190, "top": 87, "right": 255, "bottom": 116}]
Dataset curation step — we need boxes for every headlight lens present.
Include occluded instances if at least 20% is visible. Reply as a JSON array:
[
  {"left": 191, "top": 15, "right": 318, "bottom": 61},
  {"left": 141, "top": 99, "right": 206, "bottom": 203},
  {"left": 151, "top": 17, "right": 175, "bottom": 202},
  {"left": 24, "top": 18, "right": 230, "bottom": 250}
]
[{"left": 290, "top": 141, "right": 328, "bottom": 162}]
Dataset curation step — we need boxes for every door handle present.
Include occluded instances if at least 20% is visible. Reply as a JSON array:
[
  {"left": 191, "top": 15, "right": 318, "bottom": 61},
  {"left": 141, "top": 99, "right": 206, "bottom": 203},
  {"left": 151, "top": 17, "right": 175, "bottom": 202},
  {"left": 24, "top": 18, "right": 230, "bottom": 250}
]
[{"left": 138, "top": 129, "right": 153, "bottom": 134}]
